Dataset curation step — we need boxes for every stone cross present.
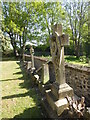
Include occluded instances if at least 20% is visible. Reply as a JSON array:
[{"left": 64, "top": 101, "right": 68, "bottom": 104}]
[
  {"left": 50, "top": 24, "right": 69, "bottom": 85},
  {"left": 30, "top": 45, "right": 35, "bottom": 72},
  {"left": 46, "top": 24, "right": 73, "bottom": 116}
]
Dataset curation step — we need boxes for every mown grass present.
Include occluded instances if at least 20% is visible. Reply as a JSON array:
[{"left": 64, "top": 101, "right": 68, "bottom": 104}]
[
  {"left": 64, "top": 55, "right": 90, "bottom": 66},
  {"left": 41, "top": 55, "right": 90, "bottom": 66},
  {"left": 0, "top": 57, "right": 43, "bottom": 119}
]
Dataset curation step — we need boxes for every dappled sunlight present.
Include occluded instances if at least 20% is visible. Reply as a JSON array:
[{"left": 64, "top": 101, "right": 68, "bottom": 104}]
[
  {"left": 1, "top": 59, "right": 43, "bottom": 118},
  {"left": 0, "top": 78, "right": 21, "bottom": 82},
  {"left": 14, "top": 106, "right": 43, "bottom": 118},
  {"left": 2, "top": 91, "right": 35, "bottom": 100}
]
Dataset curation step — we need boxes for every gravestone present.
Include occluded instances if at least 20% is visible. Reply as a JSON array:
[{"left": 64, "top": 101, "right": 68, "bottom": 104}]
[
  {"left": 23, "top": 54, "right": 27, "bottom": 67},
  {"left": 48, "top": 61, "right": 55, "bottom": 83},
  {"left": 41, "top": 63, "right": 49, "bottom": 84},
  {"left": 30, "top": 45, "right": 35, "bottom": 73},
  {"left": 46, "top": 24, "right": 73, "bottom": 116},
  {"left": 26, "top": 61, "right": 31, "bottom": 70},
  {"left": 37, "top": 63, "right": 51, "bottom": 95}
]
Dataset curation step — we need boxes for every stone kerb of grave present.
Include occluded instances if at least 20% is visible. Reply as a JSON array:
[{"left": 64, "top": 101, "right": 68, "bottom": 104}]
[{"left": 45, "top": 24, "right": 74, "bottom": 116}]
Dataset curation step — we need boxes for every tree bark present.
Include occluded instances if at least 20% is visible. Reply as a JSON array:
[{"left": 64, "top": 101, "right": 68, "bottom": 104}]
[{"left": 9, "top": 33, "right": 17, "bottom": 57}]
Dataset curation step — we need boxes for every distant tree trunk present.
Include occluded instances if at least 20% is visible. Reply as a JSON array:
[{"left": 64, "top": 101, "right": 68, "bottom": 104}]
[
  {"left": 86, "top": 1, "right": 90, "bottom": 57},
  {"left": 19, "top": 35, "right": 21, "bottom": 48},
  {"left": 75, "top": 40, "right": 80, "bottom": 58},
  {"left": 22, "top": 43, "right": 25, "bottom": 61},
  {"left": 10, "top": 33, "right": 17, "bottom": 57},
  {"left": 74, "top": 18, "right": 80, "bottom": 58},
  {"left": 22, "top": 27, "right": 26, "bottom": 61}
]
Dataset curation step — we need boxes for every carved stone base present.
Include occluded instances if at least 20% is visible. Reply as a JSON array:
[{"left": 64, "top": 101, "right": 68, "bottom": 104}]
[
  {"left": 46, "top": 82, "right": 74, "bottom": 116},
  {"left": 46, "top": 90, "right": 68, "bottom": 116},
  {"left": 42, "top": 94, "right": 80, "bottom": 118},
  {"left": 51, "top": 82, "right": 73, "bottom": 99}
]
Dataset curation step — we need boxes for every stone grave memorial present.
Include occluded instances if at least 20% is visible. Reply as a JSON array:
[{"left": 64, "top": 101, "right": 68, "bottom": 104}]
[
  {"left": 24, "top": 46, "right": 35, "bottom": 72},
  {"left": 41, "top": 63, "right": 49, "bottom": 85},
  {"left": 22, "top": 54, "right": 27, "bottom": 68},
  {"left": 45, "top": 24, "right": 74, "bottom": 116},
  {"left": 34, "top": 62, "right": 51, "bottom": 95},
  {"left": 26, "top": 61, "right": 32, "bottom": 73},
  {"left": 30, "top": 45, "right": 35, "bottom": 73}
]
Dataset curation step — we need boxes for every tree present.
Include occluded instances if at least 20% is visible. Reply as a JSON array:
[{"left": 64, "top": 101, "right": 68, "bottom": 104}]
[
  {"left": 2, "top": 2, "right": 20, "bottom": 56},
  {"left": 2, "top": 1, "right": 89, "bottom": 58},
  {"left": 2, "top": 2, "right": 30, "bottom": 59},
  {"left": 85, "top": 1, "right": 90, "bottom": 58},
  {"left": 27, "top": 2, "right": 65, "bottom": 45},
  {"left": 0, "top": 29, "right": 10, "bottom": 53},
  {"left": 2, "top": 2, "right": 65, "bottom": 57},
  {"left": 64, "top": 0, "right": 88, "bottom": 57}
]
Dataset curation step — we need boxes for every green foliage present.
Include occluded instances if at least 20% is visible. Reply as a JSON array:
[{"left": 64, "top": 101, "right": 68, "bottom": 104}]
[
  {"left": 25, "top": 44, "right": 50, "bottom": 56},
  {"left": 64, "top": 1, "right": 89, "bottom": 57},
  {"left": 65, "top": 55, "right": 89, "bottom": 66},
  {"left": 79, "top": 56, "right": 87, "bottom": 63},
  {"left": 1, "top": 1, "right": 89, "bottom": 58},
  {"left": 0, "top": 29, "right": 10, "bottom": 53}
]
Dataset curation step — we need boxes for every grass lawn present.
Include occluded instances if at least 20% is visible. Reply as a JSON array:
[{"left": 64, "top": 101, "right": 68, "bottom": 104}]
[
  {"left": 64, "top": 55, "right": 90, "bottom": 66},
  {"left": 41, "top": 55, "right": 90, "bottom": 66},
  {"left": 0, "top": 57, "right": 44, "bottom": 119}
]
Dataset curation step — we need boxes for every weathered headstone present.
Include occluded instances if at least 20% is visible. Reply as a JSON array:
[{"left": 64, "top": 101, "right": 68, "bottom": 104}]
[
  {"left": 46, "top": 24, "right": 73, "bottom": 116},
  {"left": 41, "top": 63, "right": 49, "bottom": 84},
  {"left": 27, "top": 61, "right": 31, "bottom": 70},
  {"left": 30, "top": 45, "right": 35, "bottom": 73},
  {"left": 38, "top": 63, "right": 51, "bottom": 95},
  {"left": 48, "top": 61, "right": 55, "bottom": 83},
  {"left": 23, "top": 54, "right": 27, "bottom": 67}
]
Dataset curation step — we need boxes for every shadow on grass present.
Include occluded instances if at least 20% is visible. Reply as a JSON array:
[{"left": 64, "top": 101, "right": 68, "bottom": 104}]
[
  {"left": 16, "top": 61, "right": 35, "bottom": 89},
  {"left": 15, "top": 67, "right": 20, "bottom": 69},
  {"left": 1, "top": 56, "right": 19, "bottom": 61},
  {"left": 13, "top": 71, "right": 22, "bottom": 75},
  {"left": 2, "top": 90, "right": 36, "bottom": 100},
  {"left": 14, "top": 107, "right": 43, "bottom": 119},
  {"left": 14, "top": 61, "right": 46, "bottom": 118},
  {"left": 1, "top": 60, "right": 46, "bottom": 118},
  {"left": 0, "top": 78, "right": 21, "bottom": 82}
]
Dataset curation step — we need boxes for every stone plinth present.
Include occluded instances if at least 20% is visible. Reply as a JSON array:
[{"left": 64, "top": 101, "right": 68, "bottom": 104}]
[
  {"left": 43, "top": 93, "right": 80, "bottom": 118},
  {"left": 46, "top": 91, "right": 68, "bottom": 116},
  {"left": 51, "top": 83, "right": 73, "bottom": 99},
  {"left": 46, "top": 83, "right": 73, "bottom": 116},
  {"left": 55, "top": 98, "right": 68, "bottom": 116}
]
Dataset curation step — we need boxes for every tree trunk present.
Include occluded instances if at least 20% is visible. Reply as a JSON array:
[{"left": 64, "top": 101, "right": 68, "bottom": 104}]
[
  {"left": 22, "top": 29, "right": 26, "bottom": 61},
  {"left": 74, "top": 39, "right": 80, "bottom": 58},
  {"left": 22, "top": 43, "right": 25, "bottom": 61},
  {"left": 10, "top": 34, "right": 17, "bottom": 57},
  {"left": 19, "top": 35, "right": 21, "bottom": 48}
]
